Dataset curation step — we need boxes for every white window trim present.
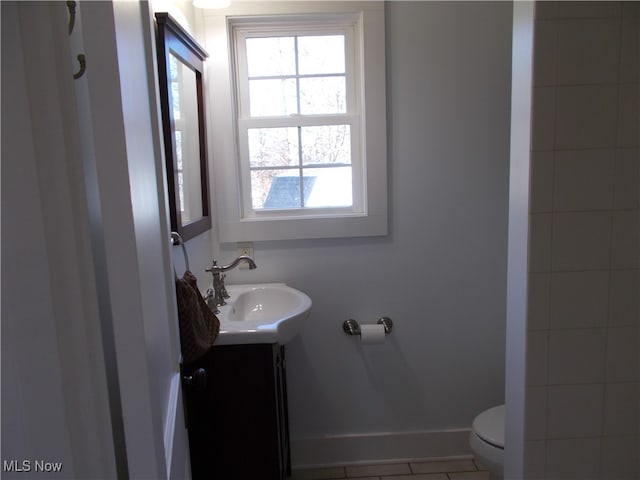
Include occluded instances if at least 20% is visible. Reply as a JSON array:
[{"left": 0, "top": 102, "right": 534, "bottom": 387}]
[
  {"left": 204, "top": 1, "right": 387, "bottom": 242},
  {"left": 234, "top": 17, "right": 361, "bottom": 216}
]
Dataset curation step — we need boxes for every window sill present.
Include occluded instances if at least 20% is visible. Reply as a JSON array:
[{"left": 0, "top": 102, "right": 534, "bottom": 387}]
[{"left": 218, "top": 211, "right": 388, "bottom": 242}]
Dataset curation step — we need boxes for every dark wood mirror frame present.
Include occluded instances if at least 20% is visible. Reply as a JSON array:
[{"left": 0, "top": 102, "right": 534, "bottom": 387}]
[{"left": 155, "top": 12, "right": 211, "bottom": 241}]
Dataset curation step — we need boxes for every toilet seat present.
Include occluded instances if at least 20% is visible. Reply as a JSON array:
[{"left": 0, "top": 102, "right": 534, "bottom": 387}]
[
  {"left": 469, "top": 404, "right": 505, "bottom": 479},
  {"left": 472, "top": 404, "right": 504, "bottom": 449}
]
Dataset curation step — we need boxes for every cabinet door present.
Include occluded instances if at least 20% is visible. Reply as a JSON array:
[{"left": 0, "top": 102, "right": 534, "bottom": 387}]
[{"left": 184, "top": 344, "right": 288, "bottom": 480}]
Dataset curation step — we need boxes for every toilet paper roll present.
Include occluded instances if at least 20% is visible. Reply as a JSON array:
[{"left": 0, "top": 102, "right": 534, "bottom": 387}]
[{"left": 360, "top": 324, "right": 386, "bottom": 345}]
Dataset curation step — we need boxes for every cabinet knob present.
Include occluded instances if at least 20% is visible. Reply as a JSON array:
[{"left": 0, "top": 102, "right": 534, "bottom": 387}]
[{"left": 183, "top": 368, "right": 207, "bottom": 392}]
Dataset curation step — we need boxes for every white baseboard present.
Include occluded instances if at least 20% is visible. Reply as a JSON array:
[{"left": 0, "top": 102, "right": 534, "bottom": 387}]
[{"left": 291, "top": 428, "right": 473, "bottom": 469}]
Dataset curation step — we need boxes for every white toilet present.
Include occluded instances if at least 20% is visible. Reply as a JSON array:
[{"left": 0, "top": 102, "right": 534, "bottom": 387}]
[{"left": 469, "top": 404, "right": 504, "bottom": 480}]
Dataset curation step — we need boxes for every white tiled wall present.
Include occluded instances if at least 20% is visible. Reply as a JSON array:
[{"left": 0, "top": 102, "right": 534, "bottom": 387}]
[{"left": 525, "top": 2, "right": 639, "bottom": 479}]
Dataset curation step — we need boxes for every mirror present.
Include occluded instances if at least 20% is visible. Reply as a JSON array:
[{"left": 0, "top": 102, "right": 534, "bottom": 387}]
[{"left": 155, "top": 13, "right": 211, "bottom": 240}]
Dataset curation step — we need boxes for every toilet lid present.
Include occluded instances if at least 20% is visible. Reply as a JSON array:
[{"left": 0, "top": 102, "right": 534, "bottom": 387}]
[{"left": 472, "top": 405, "right": 505, "bottom": 449}]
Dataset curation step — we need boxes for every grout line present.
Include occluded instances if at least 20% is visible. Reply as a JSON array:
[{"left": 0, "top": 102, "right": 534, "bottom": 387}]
[{"left": 294, "top": 458, "right": 491, "bottom": 480}]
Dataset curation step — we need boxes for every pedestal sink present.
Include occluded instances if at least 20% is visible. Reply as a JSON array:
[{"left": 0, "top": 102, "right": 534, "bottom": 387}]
[{"left": 213, "top": 283, "right": 312, "bottom": 345}]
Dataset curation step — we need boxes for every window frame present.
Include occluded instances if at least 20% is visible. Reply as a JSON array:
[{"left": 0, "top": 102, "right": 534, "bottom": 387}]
[
  {"left": 233, "top": 17, "right": 362, "bottom": 216},
  {"left": 205, "top": 2, "right": 387, "bottom": 242}
]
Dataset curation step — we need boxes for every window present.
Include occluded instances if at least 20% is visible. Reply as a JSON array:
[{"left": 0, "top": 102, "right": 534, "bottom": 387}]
[
  {"left": 206, "top": 2, "right": 387, "bottom": 241},
  {"left": 235, "top": 25, "right": 358, "bottom": 212}
]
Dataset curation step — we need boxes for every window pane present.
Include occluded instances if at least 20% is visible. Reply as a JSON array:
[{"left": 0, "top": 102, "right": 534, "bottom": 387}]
[
  {"left": 178, "top": 172, "right": 185, "bottom": 212},
  {"left": 303, "top": 167, "right": 352, "bottom": 207},
  {"left": 299, "top": 77, "right": 346, "bottom": 114},
  {"left": 171, "top": 81, "right": 181, "bottom": 120},
  {"left": 252, "top": 168, "right": 353, "bottom": 209},
  {"left": 301, "top": 125, "right": 351, "bottom": 165},
  {"left": 298, "top": 35, "right": 345, "bottom": 75},
  {"left": 174, "top": 130, "right": 183, "bottom": 170},
  {"left": 246, "top": 37, "right": 296, "bottom": 77},
  {"left": 251, "top": 169, "right": 305, "bottom": 209},
  {"left": 248, "top": 128, "right": 299, "bottom": 167},
  {"left": 249, "top": 78, "right": 298, "bottom": 116},
  {"left": 169, "top": 53, "right": 179, "bottom": 80}
]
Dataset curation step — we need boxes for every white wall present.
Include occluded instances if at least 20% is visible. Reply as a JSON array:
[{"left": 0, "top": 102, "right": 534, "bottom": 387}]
[
  {"left": 524, "top": 2, "right": 639, "bottom": 479},
  {"left": 1, "top": 5, "right": 79, "bottom": 477},
  {"left": 151, "top": 0, "right": 199, "bottom": 38},
  {"left": 2, "top": 1, "right": 192, "bottom": 478},
  {"left": 207, "top": 1, "right": 514, "bottom": 466},
  {"left": 1, "top": 3, "right": 116, "bottom": 478}
]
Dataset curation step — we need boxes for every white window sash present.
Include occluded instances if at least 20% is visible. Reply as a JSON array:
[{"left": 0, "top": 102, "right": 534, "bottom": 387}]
[
  {"left": 234, "top": 20, "right": 359, "bottom": 116},
  {"left": 237, "top": 115, "right": 363, "bottom": 217}
]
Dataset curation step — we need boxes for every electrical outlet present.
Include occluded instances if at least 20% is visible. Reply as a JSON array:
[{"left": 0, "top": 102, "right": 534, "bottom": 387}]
[{"left": 237, "top": 242, "right": 254, "bottom": 269}]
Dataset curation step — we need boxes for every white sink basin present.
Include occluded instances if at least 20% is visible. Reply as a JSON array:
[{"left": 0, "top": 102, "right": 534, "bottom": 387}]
[{"left": 213, "top": 283, "right": 312, "bottom": 345}]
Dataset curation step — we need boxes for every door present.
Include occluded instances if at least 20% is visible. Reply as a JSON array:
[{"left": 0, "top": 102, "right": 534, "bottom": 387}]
[{"left": 73, "top": 1, "right": 191, "bottom": 477}]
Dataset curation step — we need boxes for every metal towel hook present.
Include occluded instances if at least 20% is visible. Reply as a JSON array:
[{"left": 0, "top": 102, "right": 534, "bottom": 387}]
[
  {"left": 73, "top": 54, "right": 86, "bottom": 80},
  {"left": 67, "top": 1, "right": 76, "bottom": 35}
]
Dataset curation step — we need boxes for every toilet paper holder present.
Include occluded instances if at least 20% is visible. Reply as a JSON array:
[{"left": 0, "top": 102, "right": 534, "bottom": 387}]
[{"left": 343, "top": 317, "right": 393, "bottom": 336}]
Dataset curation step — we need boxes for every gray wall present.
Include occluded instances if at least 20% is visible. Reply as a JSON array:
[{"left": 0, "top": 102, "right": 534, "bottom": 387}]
[
  {"left": 217, "top": 0, "right": 513, "bottom": 460},
  {"left": 525, "top": 2, "right": 639, "bottom": 479}
]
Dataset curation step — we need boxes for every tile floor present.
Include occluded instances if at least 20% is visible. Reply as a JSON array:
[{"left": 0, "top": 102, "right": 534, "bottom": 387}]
[{"left": 291, "top": 458, "right": 490, "bottom": 480}]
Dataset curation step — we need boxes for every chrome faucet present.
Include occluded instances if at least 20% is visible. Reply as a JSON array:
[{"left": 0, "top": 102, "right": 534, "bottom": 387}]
[{"left": 205, "top": 256, "right": 257, "bottom": 310}]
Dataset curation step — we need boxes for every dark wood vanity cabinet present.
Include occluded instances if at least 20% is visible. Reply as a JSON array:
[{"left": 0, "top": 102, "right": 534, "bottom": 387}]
[{"left": 183, "top": 343, "right": 292, "bottom": 480}]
